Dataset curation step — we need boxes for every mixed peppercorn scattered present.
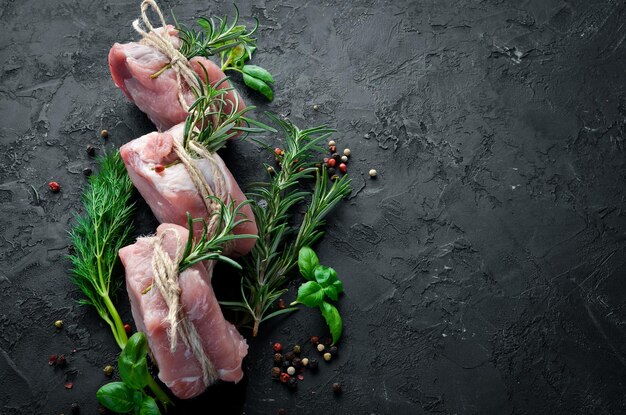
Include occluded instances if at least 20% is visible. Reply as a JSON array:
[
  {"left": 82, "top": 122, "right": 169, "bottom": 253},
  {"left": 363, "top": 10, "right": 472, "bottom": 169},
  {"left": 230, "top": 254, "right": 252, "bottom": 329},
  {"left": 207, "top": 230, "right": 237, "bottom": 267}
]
[{"left": 270, "top": 337, "right": 342, "bottom": 397}]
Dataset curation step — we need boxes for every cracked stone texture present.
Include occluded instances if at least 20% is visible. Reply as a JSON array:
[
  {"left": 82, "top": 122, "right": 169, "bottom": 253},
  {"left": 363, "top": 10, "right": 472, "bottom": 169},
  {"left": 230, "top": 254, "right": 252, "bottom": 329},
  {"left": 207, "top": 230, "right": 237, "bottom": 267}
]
[{"left": 1, "top": 0, "right": 626, "bottom": 414}]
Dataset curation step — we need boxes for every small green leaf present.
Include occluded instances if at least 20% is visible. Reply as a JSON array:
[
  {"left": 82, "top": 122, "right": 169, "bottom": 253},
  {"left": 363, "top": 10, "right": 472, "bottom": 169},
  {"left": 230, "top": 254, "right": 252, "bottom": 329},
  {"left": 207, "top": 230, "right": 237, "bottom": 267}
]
[
  {"left": 242, "top": 74, "right": 273, "bottom": 101},
  {"left": 242, "top": 65, "right": 274, "bottom": 84},
  {"left": 139, "top": 395, "right": 161, "bottom": 415},
  {"left": 228, "top": 44, "right": 246, "bottom": 63},
  {"left": 320, "top": 301, "right": 342, "bottom": 345},
  {"left": 96, "top": 382, "right": 135, "bottom": 413},
  {"left": 332, "top": 279, "right": 344, "bottom": 294},
  {"left": 314, "top": 266, "right": 337, "bottom": 287},
  {"left": 298, "top": 247, "right": 319, "bottom": 281},
  {"left": 294, "top": 281, "right": 324, "bottom": 307},
  {"left": 323, "top": 285, "right": 338, "bottom": 301},
  {"left": 119, "top": 332, "right": 150, "bottom": 389}
]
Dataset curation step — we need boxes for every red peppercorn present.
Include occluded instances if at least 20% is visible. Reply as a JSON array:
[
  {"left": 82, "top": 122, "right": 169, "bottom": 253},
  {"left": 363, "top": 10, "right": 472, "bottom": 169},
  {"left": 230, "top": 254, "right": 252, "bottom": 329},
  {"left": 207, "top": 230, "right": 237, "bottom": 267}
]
[
  {"left": 327, "top": 158, "right": 336, "bottom": 168},
  {"left": 273, "top": 342, "right": 282, "bottom": 353},
  {"left": 329, "top": 145, "right": 337, "bottom": 153},
  {"left": 310, "top": 336, "right": 320, "bottom": 345},
  {"left": 298, "top": 167, "right": 304, "bottom": 172},
  {"left": 57, "top": 354, "right": 67, "bottom": 368},
  {"left": 64, "top": 382, "right": 74, "bottom": 389},
  {"left": 48, "top": 181, "right": 61, "bottom": 193},
  {"left": 274, "top": 147, "right": 282, "bottom": 156},
  {"left": 124, "top": 323, "right": 131, "bottom": 335},
  {"left": 154, "top": 164, "right": 165, "bottom": 173},
  {"left": 49, "top": 354, "right": 57, "bottom": 366},
  {"left": 280, "top": 373, "right": 290, "bottom": 383},
  {"left": 339, "top": 163, "right": 347, "bottom": 173},
  {"left": 277, "top": 299, "right": 286, "bottom": 310},
  {"left": 323, "top": 157, "right": 329, "bottom": 164}
]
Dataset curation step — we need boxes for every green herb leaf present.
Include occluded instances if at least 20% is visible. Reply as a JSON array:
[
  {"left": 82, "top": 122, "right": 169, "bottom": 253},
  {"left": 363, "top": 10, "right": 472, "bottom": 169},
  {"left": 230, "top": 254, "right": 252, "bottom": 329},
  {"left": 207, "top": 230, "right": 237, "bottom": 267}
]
[
  {"left": 242, "top": 65, "right": 274, "bottom": 84},
  {"left": 68, "top": 151, "right": 134, "bottom": 350},
  {"left": 298, "top": 247, "right": 319, "bottom": 281},
  {"left": 323, "top": 285, "right": 339, "bottom": 301},
  {"left": 320, "top": 301, "right": 342, "bottom": 345},
  {"left": 118, "top": 332, "right": 150, "bottom": 389},
  {"left": 314, "top": 266, "right": 338, "bottom": 287},
  {"left": 243, "top": 73, "right": 273, "bottom": 101},
  {"left": 139, "top": 395, "right": 161, "bottom": 415},
  {"left": 333, "top": 279, "right": 344, "bottom": 294},
  {"left": 96, "top": 382, "right": 135, "bottom": 413},
  {"left": 294, "top": 281, "right": 325, "bottom": 307}
]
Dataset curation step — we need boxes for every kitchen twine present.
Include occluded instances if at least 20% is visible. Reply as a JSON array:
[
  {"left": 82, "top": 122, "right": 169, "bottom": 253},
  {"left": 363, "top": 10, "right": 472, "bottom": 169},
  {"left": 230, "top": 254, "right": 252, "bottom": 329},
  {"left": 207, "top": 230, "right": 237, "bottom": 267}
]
[
  {"left": 150, "top": 229, "right": 218, "bottom": 386},
  {"left": 133, "top": 0, "right": 234, "bottom": 386},
  {"left": 132, "top": 0, "right": 198, "bottom": 110}
]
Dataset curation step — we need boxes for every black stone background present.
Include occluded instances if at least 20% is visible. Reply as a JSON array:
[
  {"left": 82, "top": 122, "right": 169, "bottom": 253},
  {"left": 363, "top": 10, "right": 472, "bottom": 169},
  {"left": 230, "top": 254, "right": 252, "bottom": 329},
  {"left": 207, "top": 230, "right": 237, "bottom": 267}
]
[{"left": 1, "top": 0, "right": 626, "bottom": 414}]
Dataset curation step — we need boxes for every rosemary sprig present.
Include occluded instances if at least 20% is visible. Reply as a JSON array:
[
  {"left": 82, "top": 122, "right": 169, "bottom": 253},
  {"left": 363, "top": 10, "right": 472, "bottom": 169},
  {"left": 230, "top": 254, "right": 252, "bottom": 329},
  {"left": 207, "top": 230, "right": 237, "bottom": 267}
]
[
  {"left": 226, "top": 115, "right": 351, "bottom": 336},
  {"left": 174, "top": 6, "right": 275, "bottom": 101},
  {"left": 174, "top": 5, "right": 257, "bottom": 62},
  {"left": 178, "top": 197, "right": 257, "bottom": 272},
  {"left": 182, "top": 68, "right": 275, "bottom": 153},
  {"left": 68, "top": 152, "right": 134, "bottom": 350}
]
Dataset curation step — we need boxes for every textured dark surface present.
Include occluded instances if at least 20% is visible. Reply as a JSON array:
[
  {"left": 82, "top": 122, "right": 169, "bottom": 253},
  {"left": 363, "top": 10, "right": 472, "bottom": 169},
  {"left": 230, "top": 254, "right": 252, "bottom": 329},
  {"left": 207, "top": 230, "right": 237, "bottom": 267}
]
[{"left": 1, "top": 0, "right": 626, "bottom": 414}]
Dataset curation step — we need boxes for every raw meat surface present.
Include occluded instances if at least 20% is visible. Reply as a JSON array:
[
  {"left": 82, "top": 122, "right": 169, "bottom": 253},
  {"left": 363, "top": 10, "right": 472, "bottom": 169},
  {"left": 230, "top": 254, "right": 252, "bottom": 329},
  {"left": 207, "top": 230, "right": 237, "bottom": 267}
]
[
  {"left": 120, "top": 123, "right": 257, "bottom": 257},
  {"left": 120, "top": 223, "right": 248, "bottom": 399},
  {"left": 108, "top": 25, "right": 244, "bottom": 131}
]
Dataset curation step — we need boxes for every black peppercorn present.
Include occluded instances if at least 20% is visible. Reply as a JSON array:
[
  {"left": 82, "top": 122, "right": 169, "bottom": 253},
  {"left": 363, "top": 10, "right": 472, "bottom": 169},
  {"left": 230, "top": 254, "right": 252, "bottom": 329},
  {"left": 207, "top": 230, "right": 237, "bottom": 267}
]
[
  {"left": 71, "top": 403, "right": 80, "bottom": 414},
  {"left": 288, "top": 377, "right": 298, "bottom": 390},
  {"left": 86, "top": 145, "right": 96, "bottom": 157},
  {"left": 83, "top": 167, "right": 92, "bottom": 177},
  {"left": 271, "top": 367, "right": 281, "bottom": 379},
  {"left": 329, "top": 346, "right": 338, "bottom": 356},
  {"left": 284, "top": 351, "right": 295, "bottom": 362},
  {"left": 332, "top": 152, "right": 340, "bottom": 161},
  {"left": 282, "top": 361, "right": 290, "bottom": 371},
  {"left": 332, "top": 382, "right": 342, "bottom": 394},
  {"left": 292, "top": 357, "right": 302, "bottom": 368},
  {"left": 324, "top": 337, "right": 332, "bottom": 346},
  {"left": 309, "top": 358, "right": 319, "bottom": 371},
  {"left": 327, "top": 167, "right": 336, "bottom": 175},
  {"left": 274, "top": 353, "right": 283, "bottom": 365},
  {"left": 310, "top": 336, "right": 320, "bottom": 345}
]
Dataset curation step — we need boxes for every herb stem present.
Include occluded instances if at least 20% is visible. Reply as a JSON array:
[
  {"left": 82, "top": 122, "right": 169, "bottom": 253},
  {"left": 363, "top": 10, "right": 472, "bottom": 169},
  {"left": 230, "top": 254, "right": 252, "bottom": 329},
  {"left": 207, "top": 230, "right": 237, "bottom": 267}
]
[
  {"left": 147, "top": 373, "right": 172, "bottom": 406},
  {"left": 150, "top": 63, "right": 171, "bottom": 79}
]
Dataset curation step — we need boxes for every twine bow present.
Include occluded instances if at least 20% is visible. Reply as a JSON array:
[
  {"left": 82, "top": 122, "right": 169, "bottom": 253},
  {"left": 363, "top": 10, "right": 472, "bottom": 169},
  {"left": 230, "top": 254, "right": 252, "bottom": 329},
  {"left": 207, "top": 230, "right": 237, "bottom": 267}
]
[{"left": 132, "top": 0, "right": 200, "bottom": 111}]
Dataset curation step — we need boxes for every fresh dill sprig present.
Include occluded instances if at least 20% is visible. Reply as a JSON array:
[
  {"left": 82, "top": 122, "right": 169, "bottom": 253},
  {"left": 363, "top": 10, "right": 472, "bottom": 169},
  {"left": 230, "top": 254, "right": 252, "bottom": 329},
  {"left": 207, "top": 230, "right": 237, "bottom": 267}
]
[
  {"left": 182, "top": 69, "right": 275, "bottom": 153},
  {"left": 68, "top": 152, "right": 135, "bottom": 350},
  {"left": 223, "top": 115, "right": 351, "bottom": 336}
]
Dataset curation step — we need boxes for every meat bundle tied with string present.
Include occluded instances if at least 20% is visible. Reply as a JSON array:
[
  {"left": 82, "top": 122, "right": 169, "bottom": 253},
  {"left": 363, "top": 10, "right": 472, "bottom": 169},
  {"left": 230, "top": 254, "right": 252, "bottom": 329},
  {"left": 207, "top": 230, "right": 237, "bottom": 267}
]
[{"left": 108, "top": 0, "right": 269, "bottom": 399}]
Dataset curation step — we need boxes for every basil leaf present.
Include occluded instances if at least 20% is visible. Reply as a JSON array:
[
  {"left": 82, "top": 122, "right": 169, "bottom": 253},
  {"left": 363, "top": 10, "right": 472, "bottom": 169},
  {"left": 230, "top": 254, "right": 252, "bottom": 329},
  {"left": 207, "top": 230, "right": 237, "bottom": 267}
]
[
  {"left": 323, "top": 285, "right": 338, "bottom": 301},
  {"left": 314, "top": 266, "right": 337, "bottom": 287},
  {"left": 119, "top": 332, "right": 150, "bottom": 389},
  {"left": 96, "top": 382, "right": 135, "bottom": 413},
  {"left": 294, "top": 281, "right": 324, "bottom": 307},
  {"left": 242, "top": 74, "right": 273, "bottom": 101},
  {"left": 242, "top": 65, "right": 274, "bottom": 84},
  {"left": 139, "top": 395, "right": 161, "bottom": 415},
  {"left": 320, "top": 301, "right": 342, "bottom": 345},
  {"left": 332, "top": 279, "right": 344, "bottom": 294},
  {"left": 298, "top": 247, "right": 319, "bottom": 281}
]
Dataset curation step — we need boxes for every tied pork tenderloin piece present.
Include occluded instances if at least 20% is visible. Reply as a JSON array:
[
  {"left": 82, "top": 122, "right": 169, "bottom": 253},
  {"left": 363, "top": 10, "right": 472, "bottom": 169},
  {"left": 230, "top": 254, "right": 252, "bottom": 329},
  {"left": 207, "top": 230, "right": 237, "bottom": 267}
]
[
  {"left": 120, "top": 123, "right": 257, "bottom": 257},
  {"left": 108, "top": 25, "right": 244, "bottom": 131},
  {"left": 120, "top": 223, "right": 248, "bottom": 399}
]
